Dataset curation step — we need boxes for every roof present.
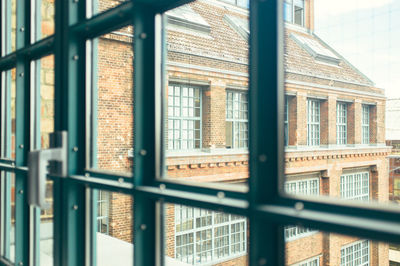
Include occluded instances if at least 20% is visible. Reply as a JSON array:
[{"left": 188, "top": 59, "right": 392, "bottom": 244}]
[{"left": 166, "top": 0, "right": 382, "bottom": 95}]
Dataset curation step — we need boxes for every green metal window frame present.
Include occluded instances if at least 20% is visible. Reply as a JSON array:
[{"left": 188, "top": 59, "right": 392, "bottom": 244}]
[{"left": 0, "top": 1, "right": 399, "bottom": 266}]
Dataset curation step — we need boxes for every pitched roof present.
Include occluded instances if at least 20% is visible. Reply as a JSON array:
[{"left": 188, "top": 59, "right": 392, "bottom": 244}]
[{"left": 166, "top": 0, "right": 381, "bottom": 94}]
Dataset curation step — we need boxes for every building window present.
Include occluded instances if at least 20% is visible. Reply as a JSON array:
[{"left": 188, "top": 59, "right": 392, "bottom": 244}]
[
  {"left": 340, "top": 172, "right": 369, "bottom": 201},
  {"left": 340, "top": 240, "right": 369, "bottom": 266},
  {"left": 291, "top": 256, "right": 320, "bottom": 266},
  {"left": 284, "top": 0, "right": 305, "bottom": 26},
  {"left": 168, "top": 84, "right": 201, "bottom": 150},
  {"left": 226, "top": 91, "right": 248, "bottom": 149},
  {"left": 284, "top": 97, "right": 289, "bottom": 146},
  {"left": 362, "top": 105, "right": 370, "bottom": 144},
  {"left": 97, "top": 191, "right": 109, "bottom": 234},
  {"left": 284, "top": 178, "right": 319, "bottom": 241},
  {"left": 221, "top": 0, "right": 249, "bottom": 9},
  {"left": 307, "top": 99, "right": 320, "bottom": 146},
  {"left": 337, "top": 102, "right": 347, "bottom": 145},
  {"left": 175, "top": 205, "right": 247, "bottom": 265}
]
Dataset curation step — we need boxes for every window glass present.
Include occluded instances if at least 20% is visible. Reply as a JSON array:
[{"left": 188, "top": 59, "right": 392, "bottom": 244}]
[
  {"left": 93, "top": 0, "right": 128, "bottom": 16},
  {"left": 165, "top": 203, "right": 248, "bottom": 265},
  {"left": 88, "top": 26, "right": 134, "bottom": 175},
  {"left": 34, "top": 0, "right": 55, "bottom": 41},
  {"left": 162, "top": 0, "right": 249, "bottom": 187},
  {"left": 283, "top": 0, "right": 399, "bottom": 262},
  {"left": 1, "top": 68, "right": 16, "bottom": 159},
  {"left": 94, "top": 190, "right": 133, "bottom": 266},
  {"left": 1, "top": 173, "right": 16, "bottom": 262}
]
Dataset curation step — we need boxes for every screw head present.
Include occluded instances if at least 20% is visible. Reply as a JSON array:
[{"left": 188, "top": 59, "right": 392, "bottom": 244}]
[
  {"left": 139, "top": 33, "right": 147, "bottom": 39},
  {"left": 140, "top": 224, "right": 147, "bottom": 230},
  {"left": 217, "top": 191, "right": 225, "bottom": 199},
  {"left": 258, "top": 154, "right": 267, "bottom": 162},
  {"left": 85, "top": 173, "right": 90, "bottom": 177},
  {"left": 73, "top": 147, "right": 78, "bottom": 152},
  {"left": 20, "top": 27, "right": 24, "bottom": 32},
  {"left": 19, "top": 72, "right": 24, "bottom": 77},
  {"left": 19, "top": 144, "right": 24, "bottom": 149},
  {"left": 118, "top": 178, "right": 124, "bottom": 183},
  {"left": 72, "top": 55, "right": 79, "bottom": 60},
  {"left": 258, "top": 258, "right": 267, "bottom": 266},
  {"left": 159, "top": 184, "right": 166, "bottom": 190},
  {"left": 139, "top": 149, "right": 147, "bottom": 156},
  {"left": 295, "top": 202, "right": 304, "bottom": 211},
  {"left": 73, "top": 205, "right": 78, "bottom": 210},
  {"left": 19, "top": 189, "right": 23, "bottom": 194}
]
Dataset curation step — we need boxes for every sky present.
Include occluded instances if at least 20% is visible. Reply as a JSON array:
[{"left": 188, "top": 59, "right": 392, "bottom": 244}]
[{"left": 314, "top": 0, "right": 400, "bottom": 99}]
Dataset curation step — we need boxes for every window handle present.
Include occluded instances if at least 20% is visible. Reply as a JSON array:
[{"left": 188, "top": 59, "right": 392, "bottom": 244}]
[{"left": 28, "top": 131, "right": 68, "bottom": 209}]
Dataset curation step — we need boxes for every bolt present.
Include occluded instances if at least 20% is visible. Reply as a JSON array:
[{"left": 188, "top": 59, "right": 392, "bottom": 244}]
[
  {"left": 294, "top": 202, "right": 304, "bottom": 211},
  {"left": 159, "top": 183, "right": 166, "bottom": 190},
  {"left": 19, "top": 189, "right": 23, "bottom": 194},
  {"left": 73, "top": 0, "right": 79, "bottom": 2},
  {"left": 11, "top": 163, "right": 15, "bottom": 167},
  {"left": 19, "top": 144, "right": 24, "bottom": 149},
  {"left": 19, "top": 72, "right": 24, "bottom": 77},
  {"left": 118, "top": 178, "right": 124, "bottom": 183},
  {"left": 18, "top": 262, "right": 23, "bottom": 266},
  {"left": 20, "top": 27, "right": 24, "bottom": 32},
  {"left": 73, "top": 147, "right": 78, "bottom": 152},
  {"left": 258, "top": 154, "right": 267, "bottom": 162},
  {"left": 258, "top": 258, "right": 267, "bottom": 266},
  {"left": 72, "top": 55, "right": 79, "bottom": 61},
  {"left": 85, "top": 173, "right": 90, "bottom": 177},
  {"left": 217, "top": 191, "right": 225, "bottom": 199},
  {"left": 139, "top": 33, "right": 147, "bottom": 39},
  {"left": 139, "top": 149, "right": 147, "bottom": 156},
  {"left": 73, "top": 205, "right": 78, "bottom": 210},
  {"left": 140, "top": 224, "right": 147, "bottom": 230}
]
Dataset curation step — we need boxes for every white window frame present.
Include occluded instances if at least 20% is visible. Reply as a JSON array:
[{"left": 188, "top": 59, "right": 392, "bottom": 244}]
[
  {"left": 284, "top": 178, "right": 319, "bottom": 241},
  {"left": 337, "top": 102, "right": 347, "bottom": 145},
  {"left": 226, "top": 90, "right": 248, "bottom": 149},
  {"left": 168, "top": 84, "right": 202, "bottom": 150},
  {"left": 340, "top": 240, "right": 370, "bottom": 266},
  {"left": 284, "top": 0, "right": 305, "bottom": 26},
  {"left": 340, "top": 172, "right": 369, "bottom": 201},
  {"left": 290, "top": 255, "right": 321, "bottom": 266},
  {"left": 174, "top": 205, "right": 247, "bottom": 265},
  {"left": 97, "top": 191, "right": 110, "bottom": 235},
  {"left": 307, "top": 99, "right": 320, "bottom": 146},
  {"left": 362, "top": 105, "right": 370, "bottom": 144}
]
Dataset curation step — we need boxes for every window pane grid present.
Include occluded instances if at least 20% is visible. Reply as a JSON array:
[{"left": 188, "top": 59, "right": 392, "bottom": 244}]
[
  {"left": 340, "top": 172, "right": 369, "bottom": 201},
  {"left": 175, "top": 205, "right": 247, "bottom": 265},
  {"left": 284, "top": 97, "right": 289, "bottom": 146},
  {"left": 307, "top": 99, "right": 320, "bottom": 146},
  {"left": 168, "top": 85, "right": 201, "bottom": 150},
  {"left": 362, "top": 105, "right": 370, "bottom": 144},
  {"left": 337, "top": 102, "right": 347, "bottom": 145},
  {"left": 226, "top": 91, "right": 248, "bottom": 149},
  {"left": 340, "top": 240, "right": 369, "bottom": 266},
  {"left": 284, "top": 178, "right": 319, "bottom": 240}
]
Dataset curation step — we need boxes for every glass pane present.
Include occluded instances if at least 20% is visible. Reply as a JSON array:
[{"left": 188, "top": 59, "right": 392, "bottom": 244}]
[
  {"left": 93, "top": 0, "right": 129, "bottom": 16},
  {"left": 36, "top": 0, "right": 55, "bottom": 41},
  {"left": 1, "top": 172, "right": 16, "bottom": 262},
  {"left": 163, "top": 0, "right": 249, "bottom": 187},
  {"left": 164, "top": 203, "right": 248, "bottom": 265},
  {"left": 3, "top": 0, "right": 17, "bottom": 55},
  {"left": 95, "top": 190, "right": 133, "bottom": 266},
  {"left": 35, "top": 54, "right": 55, "bottom": 266},
  {"left": 1, "top": 68, "right": 16, "bottom": 159},
  {"left": 285, "top": 228, "right": 390, "bottom": 266},
  {"left": 282, "top": 0, "right": 395, "bottom": 206},
  {"left": 88, "top": 26, "right": 134, "bottom": 174}
]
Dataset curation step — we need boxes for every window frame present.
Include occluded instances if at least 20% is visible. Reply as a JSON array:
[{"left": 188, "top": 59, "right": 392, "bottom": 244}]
[
  {"left": 336, "top": 102, "right": 347, "bottom": 145},
  {"left": 226, "top": 90, "right": 249, "bottom": 149},
  {"left": 284, "top": 0, "right": 305, "bottom": 26},
  {"left": 340, "top": 240, "right": 370, "bottom": 266},
  {"left": 307, "top": 98, "right": 320, "bottom": 146},
  {"left": 0, "top": 1, "right": 399, "bottom": 266},
  {"left": 362, "top": 105, "right": 370, "bottom": 144}
]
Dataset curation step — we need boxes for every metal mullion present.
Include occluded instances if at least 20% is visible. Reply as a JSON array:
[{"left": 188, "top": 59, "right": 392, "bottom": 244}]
[
  {"left": 249, "top": 0, "right": 284, "bottom": 265},
  {"left": 53, "top": 0, "right": 87, "bottom": 265},
  {"left": 133, "top": 4, "right": 158, "bottom": 266}
]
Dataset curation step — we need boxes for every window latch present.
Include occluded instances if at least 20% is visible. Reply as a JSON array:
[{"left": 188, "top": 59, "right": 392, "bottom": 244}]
[{"left": 28, "top": 131, "right": 68, "bottom": 209}]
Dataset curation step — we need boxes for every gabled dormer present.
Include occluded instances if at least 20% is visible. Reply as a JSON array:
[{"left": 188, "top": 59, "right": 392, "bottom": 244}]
[{"left": 284, "top": 0, "right": 314, "bottom": 31}]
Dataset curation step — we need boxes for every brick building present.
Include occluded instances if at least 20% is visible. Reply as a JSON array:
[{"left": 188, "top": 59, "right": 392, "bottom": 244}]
[{"left": 35, "top": 0, "right": 391, "bottom": 265}]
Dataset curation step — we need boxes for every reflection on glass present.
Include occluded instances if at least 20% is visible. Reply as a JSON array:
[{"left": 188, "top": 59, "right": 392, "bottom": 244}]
[
  {"left": 165, "top": 204, "right": 247, "bottom": 265},
  {"left": 2, "top": 173, "right": 16, "bottom": 262},
  {"left": 163, "top": 0, "right": 249, "bottom": 186},
  {"left": 39, "top": 0, "right": 55, "bottom": 39},
  {"left": 95, "top": 190, "right": 133, "bottom": 266},
  {"left": 37, "top": 54, "right": 55, "bottom": 266},
  {"left": 285, "top": 229, "right": 390, "bottom": 266},
  {"left": 94, "top": 0, "right": 128, "bottom": 15},
  {"left": 89, "top": 26, "right": 134, "bottom": 174}
]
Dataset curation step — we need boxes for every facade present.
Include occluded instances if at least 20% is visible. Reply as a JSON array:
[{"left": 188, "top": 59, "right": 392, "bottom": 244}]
[{"left": 34, "top": 0, "right": 391, "bottom": 265}]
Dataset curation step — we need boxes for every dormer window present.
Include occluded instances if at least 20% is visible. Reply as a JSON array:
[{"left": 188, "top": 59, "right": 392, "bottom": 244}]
[{"left": 284, "top": 0, "right": 304, "bottom": 27}]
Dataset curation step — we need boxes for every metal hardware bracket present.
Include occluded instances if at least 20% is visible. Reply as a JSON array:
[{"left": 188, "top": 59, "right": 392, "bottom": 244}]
[{"left": 28, "top": 131, "right": 68, "bottom": 209}]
